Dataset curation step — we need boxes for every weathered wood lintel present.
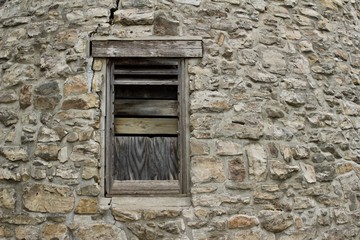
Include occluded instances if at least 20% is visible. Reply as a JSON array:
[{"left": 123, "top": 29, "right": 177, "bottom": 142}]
[{"left": 91, "top": 40, "right": 203, "bottom": 58}]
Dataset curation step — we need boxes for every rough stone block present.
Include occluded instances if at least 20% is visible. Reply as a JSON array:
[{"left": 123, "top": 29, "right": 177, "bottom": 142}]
[
  {"left": 228, "top": 214, "right": 259, "bottom": 229},
  {"left": 75, "top": 198, "right": 98, "bottom": 214},
  {"left": 0, "top": 146, "right": 28, "bottom": 161},
  {"left": 215, "top": 140, "right": 243, "bottom": 156},
  {"left": 23, "top": 184, "right": 74, "bottom": 213},
  {"left": 228, "top": 157, "right": 246, "bottom": 181},
  {"left": 0, "top": 188, "right": 16, "bottom": 209},
  {"left": 246, "top": 144, "right": 267, "bottom": 181},
  {"left": 42, "top": 224, "right": 68, "bottom": 240},
  {"left": 191, "top": 156, "right": 225, "bottom": 183}
]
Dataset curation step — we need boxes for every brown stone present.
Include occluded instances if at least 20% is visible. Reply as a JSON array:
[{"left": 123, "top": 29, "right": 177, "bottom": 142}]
[
  {"left": 228, "top": 157, "right": 246, "bottom": 181},
  {"left": 75, "top": 198, "right": 98, "bottom": 214},
  {"left": 63, "top": 74, "right": 88, "bottom": 97},
  {"left": 191, "top": 156, "right": 225, "bottom": 183},
  {"left": 73, "top": 224, "right": 126, "bottom": 240},
  {"left": 20, "top": 85, "right": 32, "bottom": 109},
  {"left": 228, "top": 214, "right": 259, "bottom": 229},
  {"left": 190, "top": 139, "right": 210, "bottom": 156},
  {"left": 15, "top": 226, "right": 40, "bottom": 240},
  {"left": 34, "top": 96, "right": 61, "bottom": 111},
  {"left": 1, "top": 214, "right": 46, "bottom": 225},
  {"left": 0, "top": 188, "right": 16, "bottom": 209},
  {"left": 191, "top": 91, "right": 231, "bottom": 112},
  {"left": 0, "top": 225, "right": 13, "bottom": 238},
  {"left": 82, "top": 167, "right": 99, "bottom": 180},
  {"left": 0, "top": 146, "right": 28, "bottom": 161},
  {"left": 62, "top": 93, "right": 99, "bottom": 110},
  {"left": 42, "top": 224, "right": 68, "bottom": 240},
  {"left": 23, "top": 184, "right": 74, "bottom": 213}
]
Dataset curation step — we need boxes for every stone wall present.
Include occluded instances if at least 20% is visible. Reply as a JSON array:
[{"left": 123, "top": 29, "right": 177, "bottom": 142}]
[{"left": 0, "top": 0, "right": 360, "bottom": 239}]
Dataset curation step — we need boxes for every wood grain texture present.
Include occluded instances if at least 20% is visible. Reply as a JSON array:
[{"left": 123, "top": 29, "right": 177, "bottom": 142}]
[
  {"left": 113, "top": 136, "right": 179, "bottom": 181},
  {"left": 91, "top": 40, "right": 203, "bottom": 58},
  {"left": 114, "top": 118, "right": 178, "bottom": 134},
  {"left": 115, "top": 99, "right": 178, "bottom": 116}
]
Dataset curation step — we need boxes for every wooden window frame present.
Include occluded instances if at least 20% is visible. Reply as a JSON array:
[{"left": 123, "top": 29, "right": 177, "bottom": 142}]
[{"left": 92, "top": 39, "right": 202, "bottom": 196}]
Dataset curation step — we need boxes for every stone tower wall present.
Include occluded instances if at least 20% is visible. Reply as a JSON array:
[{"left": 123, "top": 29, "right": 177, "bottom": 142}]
[{"left": 0, "top": 0, "right": 360, "bottom": 239}]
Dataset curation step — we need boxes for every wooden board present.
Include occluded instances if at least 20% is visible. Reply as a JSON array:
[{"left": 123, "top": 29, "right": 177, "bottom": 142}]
[
  {"left": 91, "top": 40, "right": 203, "bottom": 58},
  {"left": 114, "top": 118, "right": 178, "bottom": 134},
  {"left": 113, "top": 136, "right": 178, "bottom": 181},
  {"left": 115, "top": 100, "right": 178, "bottom": 116}
]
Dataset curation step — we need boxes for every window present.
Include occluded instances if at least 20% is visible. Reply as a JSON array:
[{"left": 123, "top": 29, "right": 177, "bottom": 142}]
[{"left": 91, "top": 39, "right": 202, "bottom": 196}]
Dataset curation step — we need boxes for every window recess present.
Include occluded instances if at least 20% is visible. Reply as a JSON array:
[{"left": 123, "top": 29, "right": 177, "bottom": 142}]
[{"left": 107, "top": 58, "right": 187, "bottom": 195}]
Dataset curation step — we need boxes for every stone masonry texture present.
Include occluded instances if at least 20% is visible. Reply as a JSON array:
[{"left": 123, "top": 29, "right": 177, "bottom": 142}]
[{"left": 0, "top": 0, "right": 360, "bottom": 239}]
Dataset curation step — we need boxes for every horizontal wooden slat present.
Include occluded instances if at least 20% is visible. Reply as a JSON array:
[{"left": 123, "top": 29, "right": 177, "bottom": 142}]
[
  {"left": 114, "top": 79, "right": 178, "bottom": 85},
  {"left": 111, "top": 180, "right": 180, "bottom": 195},
  {"left": 91, "top": 40, "right": 203, "bottom": 58},
  {"left": 115, "top": 100, "right": 178, "bottom": 116},
  {"left": 115, "top": 118, "right": 178, "bottom": 134},
  {"left": 114, "top": 69, "right": 178, "bottom": 75},
  {"left": 115, "top": 85, "right": 178, "bottom": 99}
]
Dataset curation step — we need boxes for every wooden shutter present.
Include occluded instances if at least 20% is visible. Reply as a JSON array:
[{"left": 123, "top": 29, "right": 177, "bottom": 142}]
[{"left": 107, "top": 59, "right": 186, "bottom": 195}]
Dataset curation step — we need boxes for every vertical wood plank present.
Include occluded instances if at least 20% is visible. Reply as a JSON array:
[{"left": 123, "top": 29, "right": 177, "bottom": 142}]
[{"left": 113, "top": 136, "right": 179, "bottom": 181}]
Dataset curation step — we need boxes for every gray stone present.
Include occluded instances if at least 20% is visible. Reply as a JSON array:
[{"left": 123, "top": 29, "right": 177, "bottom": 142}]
[
  {"left": 35, "top": 143, "right": 60, "bottom": 161},
  {"left": 300, "top": 163, "right": 316, "bottom": 183},
  {"left": 280, "top": 90, "right": 306, "bottom": 107},
  {"left": 0, "top": 108, "right": 19, "bottom": 127},
  {"left": 154, "top": 13, "right": 179, "bottom": 36},
  {"left": 0, "top": 91, "right": 18, "bottom": 103},
  {"left": 121, "top": 0, "right": 153, "bottom": 8},
  {"left": 114, "top": 9, "right": 154, "bottom": 25},
  {"left": 76, "top": 184, "right": 100, "bottom": 196},
  {"left": 315, "top": 164, "right": 336, "bottom": 182},
  {"left": 174, "top": 0, "right": 201, "bottom": 6},
  {"left": 259, "top": 210, "right": 293, "bottom": 233},
  {"left": 269, "top": 160, "right": 299, "bottom": 180},
  {"left": 2, "top": 64, "right": 37, "bottom": 89},
  {"left": 38, "top": 126, "right": 60, "bottom": 143}
]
